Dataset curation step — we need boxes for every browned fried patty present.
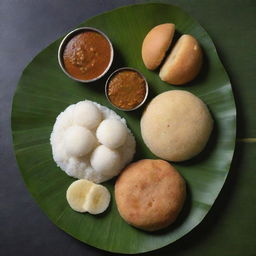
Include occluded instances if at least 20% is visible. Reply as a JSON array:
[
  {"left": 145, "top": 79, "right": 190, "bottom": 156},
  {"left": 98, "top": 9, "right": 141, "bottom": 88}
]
[{"left": 115, "top": 159, "right": 186, "bottom": 231}]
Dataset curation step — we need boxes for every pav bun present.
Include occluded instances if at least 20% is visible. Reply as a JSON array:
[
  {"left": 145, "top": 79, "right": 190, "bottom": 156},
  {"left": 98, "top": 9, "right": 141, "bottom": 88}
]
[
  {"left": 142, "top": 23, "right": 175, "bottom": 70},
  {"left": 159, "top": 34, "right": 202, "bottom": 85}
]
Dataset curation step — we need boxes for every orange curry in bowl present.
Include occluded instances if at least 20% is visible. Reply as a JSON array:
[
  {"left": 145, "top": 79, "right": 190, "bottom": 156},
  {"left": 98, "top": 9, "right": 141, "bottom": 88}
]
[
  {"left": 63, "top": 31, "right": 111, "bottom": 81},
  {"left": 107, "top": 69, "right": 147, "bottom": 110}
]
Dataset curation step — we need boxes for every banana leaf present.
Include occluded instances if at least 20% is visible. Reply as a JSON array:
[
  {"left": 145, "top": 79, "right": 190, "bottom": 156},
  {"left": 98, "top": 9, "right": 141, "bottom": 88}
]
[{"left": 11, "top": 3, "right": 236, "bottom": 254}]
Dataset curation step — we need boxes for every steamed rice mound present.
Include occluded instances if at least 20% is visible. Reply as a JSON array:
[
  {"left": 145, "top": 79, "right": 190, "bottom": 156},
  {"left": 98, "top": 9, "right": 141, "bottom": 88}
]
[{"left": 50, "top": 100, "right": 136, "bottom": 183}]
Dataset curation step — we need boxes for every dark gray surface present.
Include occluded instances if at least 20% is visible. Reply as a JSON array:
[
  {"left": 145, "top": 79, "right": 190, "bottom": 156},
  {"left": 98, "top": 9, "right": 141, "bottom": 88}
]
[
  {"left": 0, "top": 2, "right": 137, "bottom": 255},
  {"left": 1, "top": 0, "right": 255, "bottom": 255}
]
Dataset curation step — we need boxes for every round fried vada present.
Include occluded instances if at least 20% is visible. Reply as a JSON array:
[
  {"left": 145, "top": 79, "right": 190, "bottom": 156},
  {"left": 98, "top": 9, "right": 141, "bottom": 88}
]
[{"left": 115, "top": 159, "right": 186, "bottom": 231}]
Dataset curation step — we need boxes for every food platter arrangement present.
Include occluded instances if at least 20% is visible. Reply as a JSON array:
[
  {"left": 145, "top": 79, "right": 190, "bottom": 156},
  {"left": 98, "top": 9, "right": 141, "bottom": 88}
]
[{"left": 12, "top": 3, "right": 236, "bottom": 254}]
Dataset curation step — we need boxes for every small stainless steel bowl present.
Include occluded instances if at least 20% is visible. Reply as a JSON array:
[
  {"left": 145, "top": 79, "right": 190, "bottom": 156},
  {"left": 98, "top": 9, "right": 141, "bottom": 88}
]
[
  {"left": 58, "top": 27, "right": 114, "bottom": 83},
  {"left": 105, "top": 67, "right": 149, "bottom": 111}
]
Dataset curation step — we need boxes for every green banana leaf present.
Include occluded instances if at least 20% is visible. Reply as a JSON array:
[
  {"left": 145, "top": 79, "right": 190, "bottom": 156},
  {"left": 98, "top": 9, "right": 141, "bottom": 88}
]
[{"left": 11, "top": 3, "right": 236, "bottom": 254}]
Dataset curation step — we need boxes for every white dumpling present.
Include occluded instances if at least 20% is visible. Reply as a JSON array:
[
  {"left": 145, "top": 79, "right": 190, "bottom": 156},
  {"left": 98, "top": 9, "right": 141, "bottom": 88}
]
[
  {"left": 64, "top": 125, "right": 96, "bottom": 157},
  {"left": 74, "top": 101, "right": 102, "bottom": 129},
  {"left": 90, "top": 145, "right": 121, "bottom": 177},
  {"left": 96, "top": 119, "right": 128, "bottom": 149}
]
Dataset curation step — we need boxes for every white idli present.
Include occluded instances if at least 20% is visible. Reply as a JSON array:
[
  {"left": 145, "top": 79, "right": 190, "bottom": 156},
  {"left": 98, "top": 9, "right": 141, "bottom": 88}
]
[
  {"left": 96, "top": 119, "right": 128, "bottom": 149},
  {"left": 64, "top": 126, "right": 96, "bottom": 157},
  {"left": 50, "top": 100, "right": 136, "bottom": 183},
  {"left": 74, "top": 101, "right": 102, "bottom": 129},
  {"left": 141, "top": 90, "right": 213, "bottom": 162},
  {"left": 90, "top": 145, "right": 121, "bottom": 178}
]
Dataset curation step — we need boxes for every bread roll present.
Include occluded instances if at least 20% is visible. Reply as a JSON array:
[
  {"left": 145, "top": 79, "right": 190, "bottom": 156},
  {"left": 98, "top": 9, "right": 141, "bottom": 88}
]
[
  {"left": 140, "top": 90, "right": 213, "bottom": 162},
  {"left": 159, "top": 35, "right": 202, "bottom": 85},
  {"left": 142, "top": 23, "right": 175, "bottom": 70},
  {"left": 115, "top": 159, "right": 186, "bottom": 231}
]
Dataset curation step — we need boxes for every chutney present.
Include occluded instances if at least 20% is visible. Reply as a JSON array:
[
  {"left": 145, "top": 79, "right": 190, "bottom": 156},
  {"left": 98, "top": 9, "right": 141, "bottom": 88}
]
[{"left": 107, "top": 70, "right": 146, "bottom": 110}]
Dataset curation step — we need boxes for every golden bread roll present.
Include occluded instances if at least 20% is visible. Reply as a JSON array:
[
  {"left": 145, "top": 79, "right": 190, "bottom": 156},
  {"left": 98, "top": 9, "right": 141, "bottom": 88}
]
[
  {"left": 140, "top": 90, "right": 213, "bottom": 162},
  {"left": 142, "top": 23, "right": 175, "bottom": 70},
  {"left": 159, "top": 34, "right": 202, "bottom": 85},
  {"left": 115, "top": 159, "right": 186, "bottom": 231}
]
